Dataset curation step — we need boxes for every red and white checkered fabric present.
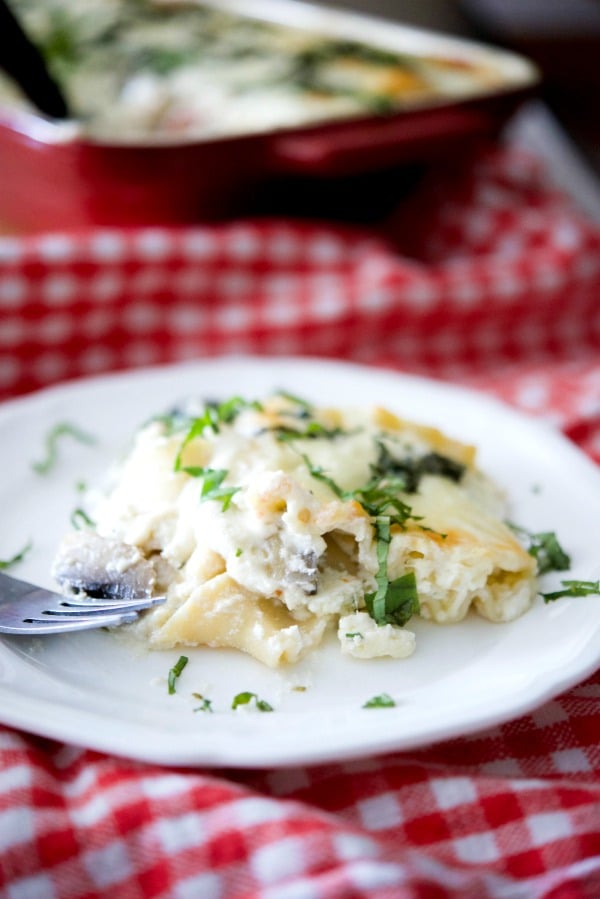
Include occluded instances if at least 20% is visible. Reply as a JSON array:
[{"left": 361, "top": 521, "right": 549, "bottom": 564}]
[{"left": 1, "top": 146, "right": 599, "bottom": 898}]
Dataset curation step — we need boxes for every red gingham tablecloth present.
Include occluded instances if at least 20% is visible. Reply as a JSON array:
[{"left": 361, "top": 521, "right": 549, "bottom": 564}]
[{"left": 1, "top": 145, "right": 599, "bottom": 898}]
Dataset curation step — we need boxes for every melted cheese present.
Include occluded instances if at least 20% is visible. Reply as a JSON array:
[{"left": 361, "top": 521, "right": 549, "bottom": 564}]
[{"left": 55, "top": 394, "right": 539, "bottom": 667}]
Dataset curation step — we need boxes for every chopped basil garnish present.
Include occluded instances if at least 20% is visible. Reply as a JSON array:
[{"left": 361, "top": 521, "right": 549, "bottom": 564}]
[
  {"left": 275, "top": 421, "right": 345, "bottom": 442},
  {"left": 528, "top": 531, "right": 571, "bottom": 574},
  {"left": 174, "top": 397, "right": 260, "bottom": 471},
  {"left": 541, "top": 579, "right": 600, "bottom": 602},
  {"left": 301, "top": 453, "right": 421, "bottom": 628},
  {"left": 352, "top": 480, "right": 417, "bottom": 529},
  {"left": 32, "top": 422, "right": 96, "bottom": 474},
  {"left": 183, "top": 396, "right": 260, "bottom": 438},
  {"left": 199, "top": 468, "right": 240, "bottom": 510},
  {"left": 345, "top": 632, "right": 363, "bottom": 639},
  {"left": 301, "top": 454, "right": 417, "bottom": 527},
  {"left": 301, "top": 454, "right": 346, "bottom": 498},
  {"left": 216, "top": 396, "right": 262, "bottom": 424},
  {"left": 365, "top": 571, "right": 419, "bottom": 627},
  {"left": 173, "top": 418, "right": 211, "bottom": 472},
  {"left": 70, "top": 508, "right": 95, "bottom": 530},
  {"left": 167, "top": 655, "right": 188, "bottom": 695},
  {"left": 0, "top": 541, "right": 32, "bottom": 570},
  {"left": 174, "top": 461, "right": 240, "bottom": 511},
  {"left": 510, "top": 525, "right": 571, "bottom": 575},
  {"left": 270, "top": 391, "right": 351, "bottom": 439},
  {"left": 275, "top": 390, "right": 313, "bottom": 412},
  {"left": 363, "top": 693, "right": 396, "bottom": 709},
  {"left": 192, "top": 693, "right": 213, "bottom": 713},
  {"left": 365, "top": 518, "right": 419, "bottom": 626},
  {"left": 231, "top": 691, "right": 273, "bottom": 712}
]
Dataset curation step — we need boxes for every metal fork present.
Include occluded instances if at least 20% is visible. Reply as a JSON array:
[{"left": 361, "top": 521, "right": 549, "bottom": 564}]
[{"left": 0, "top": 571, "right": 165, "bottom": 635}]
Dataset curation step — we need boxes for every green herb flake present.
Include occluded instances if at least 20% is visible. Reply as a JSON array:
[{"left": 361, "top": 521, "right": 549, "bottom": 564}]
[
  {"left": 510, "top": 525, "right": 571, "bottom": 575},
  {"left": 70, "top": 508, "right": 95, "bottom": 530},
  {"left": 529, "top": 531, "right": 571, "bottom": 574},
  {"left": 302, "top": 452, "right": 417, "bottom": 528},
  {"left": 32, "top": 423, "right": 96, "bottom": 475},
  {"left": 301, "top": 454, "right": 346, "bottom": 498},
  {"left": 363, "top": 693, "right": 396, "bottom": 709},
  {"left": 174, "top": 397, "right": 260, "bottom": 472},
  {"left": 276, "top": 390, "right": 313, "bottom": 411},
  {"left": 0, "top": 540, "right": 32, "bottom": 570},
  {"left": 216, "top": 396, "right": 262, "bottom": 424},
  {"left": 275, "top": 421, "right": 346, "bottom": 442},
  {"left": 541, "top": 579, "right": 600, "bottom": 602},
  {"left": 364, "top": 518, "right": 419, "bottom": 627},
  {"left": 174, "top": 461, "right": 240, "bottom": 511},
  {"left": 174, "top": 417, "right": 212, "bottom": 472},
  {"left": 199, "top": 468, "right": 240, "bottom": 510},
  {"left": 360, "top": 481, "right": 417, "bottom": 528},
  {"left": 300, "top": 453, "right": 421, "bottom": 628},
  {"left": 192, "top": 693, "right": 213, "bottom": 713},
  {"left": 231, "top": 691, "right": 273, "bottom": 712},
  {"left": 167, "top": 655, "right": 189, "bottom": 695}
]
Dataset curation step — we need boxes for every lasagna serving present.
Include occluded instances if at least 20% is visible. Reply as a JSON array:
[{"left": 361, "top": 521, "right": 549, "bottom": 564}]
[
  {"left": 3, "top": 0, "right": 512, "bottom": 141},
  {"left": 52, "top": 393, "right": 538, "bottom": 668}
]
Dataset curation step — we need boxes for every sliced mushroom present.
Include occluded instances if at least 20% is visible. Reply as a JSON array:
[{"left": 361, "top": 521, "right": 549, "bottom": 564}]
[
  {"left": 52, "top": 531, "right": 156, "bottom": 600},
  {"left": 283, "top": 547, "right": 319, "bottom": 595}
]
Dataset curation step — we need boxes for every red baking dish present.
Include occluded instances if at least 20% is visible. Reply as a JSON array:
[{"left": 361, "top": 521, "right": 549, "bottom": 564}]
[{"left": 0, "top": 0, "right": 539, "bottom": 232}]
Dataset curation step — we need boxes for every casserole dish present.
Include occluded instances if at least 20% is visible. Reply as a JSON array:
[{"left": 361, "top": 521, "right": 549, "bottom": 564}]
[{"left": 0, "top": 0, "right": 539, "bottom": 231}]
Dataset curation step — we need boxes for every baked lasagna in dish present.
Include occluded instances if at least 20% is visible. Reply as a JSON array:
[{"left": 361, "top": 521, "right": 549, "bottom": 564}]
[{"left": 2, "top": 0, "right": 519, "bottom": 142}]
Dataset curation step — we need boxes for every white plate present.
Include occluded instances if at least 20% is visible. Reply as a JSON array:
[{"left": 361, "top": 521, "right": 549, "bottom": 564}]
[{"left": 1, "top": 356, "right": 599, "bottom": 768}]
